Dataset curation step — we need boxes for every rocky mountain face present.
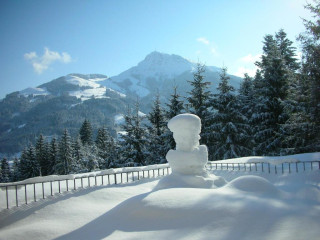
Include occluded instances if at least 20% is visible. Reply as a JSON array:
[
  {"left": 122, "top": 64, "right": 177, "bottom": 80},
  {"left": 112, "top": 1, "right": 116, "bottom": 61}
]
[{"left": 0, "top": 52, "right": 242, "bottom": 155}]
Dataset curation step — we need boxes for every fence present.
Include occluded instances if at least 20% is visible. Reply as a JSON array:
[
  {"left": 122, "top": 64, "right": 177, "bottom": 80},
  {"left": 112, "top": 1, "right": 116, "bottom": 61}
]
[
  {"left": 207, "top": 161, "right": 320, "bottom": 174},
  {"left": 1, "top": 161, "right": 319, "bottom": 210},
  {"left": 0, "top": 166, "right": 171, "bottom": 210}
]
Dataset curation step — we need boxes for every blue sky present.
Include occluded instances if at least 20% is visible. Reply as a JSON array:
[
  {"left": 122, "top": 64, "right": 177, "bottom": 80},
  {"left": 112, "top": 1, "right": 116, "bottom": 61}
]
[{"left": 0, "top": 0, "right": 311, "bottom": 98}]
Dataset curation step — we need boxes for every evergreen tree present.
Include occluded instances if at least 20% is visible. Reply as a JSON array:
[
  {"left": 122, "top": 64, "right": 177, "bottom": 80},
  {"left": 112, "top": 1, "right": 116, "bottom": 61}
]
[
  {"left": 165, "top": 86, "right": 185, "bottom": 150},
  {"left": 82, "top": 144, "right": 100, "bottom": 172},
  {"left": 11, "top": 157, "right": 20, "bottom": 181},
  {"left": 72, "top": 136, "right": 85, "bottom": 172},
  {"left": 57, "top": 129, "right": 74, "bottom": 174},
  {"left": 253, "top": 30, "right": 297, "bottom": 155},
  {"left": 0, "top": 157, "right": 11, "bottom": 182},
  {"left": 95, "top": 127, "right": 117, "bottom": 169},
  {"left": 210, "top": 68, "right": 251, "bottom": 160},
  {"left": 19, "top": 145, "right": 41, "bottom": 179},
  {"left": 36, "top": 134, "right": 49, "bottom": 176},
  {"left": 294, "top": 0, "right": 320, "bottom": 151},
  {"left": 238, "top": 73, "right": 255, "bottom": 152},
  {"left": 187, "top": 62, "right": 213, "bottom": 146},
  {"left": 146, "top": 94, "right": 167, "bottom": 164},
  {"left": 119, "top": 103, "right": 148, "bottom": 167},
  {"left": 79, "top": 119, "right": 93, "bottom": 145},
  {"left": 48, "top": 137, "right": 59, "bottom": 174}
]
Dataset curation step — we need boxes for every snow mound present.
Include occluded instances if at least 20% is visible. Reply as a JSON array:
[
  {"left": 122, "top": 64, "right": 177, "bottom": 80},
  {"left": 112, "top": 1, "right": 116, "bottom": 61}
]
[
  {"left": 226, "top": 175, "right": 280, "bottom": 195},
  {"left": 154, "top": 172, "right": 226, "bottom": 190}
]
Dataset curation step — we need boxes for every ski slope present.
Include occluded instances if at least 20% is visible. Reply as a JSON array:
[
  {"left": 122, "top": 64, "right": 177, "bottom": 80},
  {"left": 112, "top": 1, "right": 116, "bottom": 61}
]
[{"left": 0, "top": 153, "right": 319, "bottom": 240}]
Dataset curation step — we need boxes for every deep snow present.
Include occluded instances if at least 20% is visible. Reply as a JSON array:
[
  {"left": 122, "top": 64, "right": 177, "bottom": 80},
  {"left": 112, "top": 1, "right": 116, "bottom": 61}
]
[{"left": 0, "top": 153, "right": 319, "bottom": 240}]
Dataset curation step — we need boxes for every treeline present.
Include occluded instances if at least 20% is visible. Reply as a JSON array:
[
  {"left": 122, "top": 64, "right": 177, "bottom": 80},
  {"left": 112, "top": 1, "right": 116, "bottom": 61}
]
[{"left": 1, "top": 1, "right": 320, "bottom": 182}]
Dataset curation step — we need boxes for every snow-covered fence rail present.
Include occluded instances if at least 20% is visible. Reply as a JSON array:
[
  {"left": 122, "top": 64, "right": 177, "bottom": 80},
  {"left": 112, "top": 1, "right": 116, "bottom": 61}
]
[
  {"left": 207, "top": 161, "right": 320, "bottom": 174},
  {"left": 0, "top": 164, "right": 171, "bottom": 210}
]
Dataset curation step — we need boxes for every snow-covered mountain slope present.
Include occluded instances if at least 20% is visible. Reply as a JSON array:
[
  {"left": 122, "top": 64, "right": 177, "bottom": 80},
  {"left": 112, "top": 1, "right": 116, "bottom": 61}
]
[
  {"left": 100, "top": 51, "right": 224, "bottom": 98},
  {"left": 19, "top": 87, "right": 50, "bottom": 97}
]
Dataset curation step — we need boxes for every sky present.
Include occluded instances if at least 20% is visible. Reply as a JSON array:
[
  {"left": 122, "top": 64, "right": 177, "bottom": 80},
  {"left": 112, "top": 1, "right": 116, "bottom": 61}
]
[{"left": 0, "top": 0, "right": 312, "bottom": 99}]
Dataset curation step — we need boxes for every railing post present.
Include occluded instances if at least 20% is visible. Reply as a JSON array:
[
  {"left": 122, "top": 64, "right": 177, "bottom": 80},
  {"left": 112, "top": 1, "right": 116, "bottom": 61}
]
[
  {"left": 296, "top": 162, "right": 298, "bottom": 173},
  {"left": 66, "top": 180, "right": 69, "bottom": 191},
  {"left": 16, "top": 185, "right": 18, "bottom": 207},
  {"left": 262, "top": 163, "right": 264, "bottom": 172},
  {"left": 268, "top": 163, "right": 270, "bottom": 174},
  {"left": 6, "top": 186, "right": 9, "bottom": 209},
  {"left": 74, "top": 179, "right": 76, "bottom": 190},
  {"left": 42, "top": 182, "right": 45, "bottom": 199},
  {"left": 25, "top": 185, "right": 28, "bottom": 205},
  {"left": 114, "top": 174, "right": 117, "bottom": 184},
  {"left": 289, "top": 163, "right": 291, "bottom": 173},
  {"left": 34, "top": 183, "right": 36, "bottom": 202},
  {"left": 282, "top": 163, "right": 284, "bottom": 174},
  {"left": 50, "top": 181, "right": 53, "bottom": 196}
]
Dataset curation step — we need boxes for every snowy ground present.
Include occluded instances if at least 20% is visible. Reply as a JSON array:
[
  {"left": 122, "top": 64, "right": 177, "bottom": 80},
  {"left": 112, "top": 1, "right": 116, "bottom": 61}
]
[{"left": 0, "top": 153, "right": 319, "bottom": 240}]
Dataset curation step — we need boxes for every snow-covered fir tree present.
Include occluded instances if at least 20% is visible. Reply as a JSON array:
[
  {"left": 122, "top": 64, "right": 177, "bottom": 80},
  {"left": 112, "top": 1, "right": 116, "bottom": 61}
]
[
  {"left": 146, "top": 94, "right": 167, "bottom": 164},
  {"left": 36, "top": 134, "right": 49, "bottom": 176},
  {"left": 72, "top": 136, "right": 85, "bottom": 173},
  {"left": 293, "top": 0, "right": 320, "bottom": 152},
  {"left": 237, "top": 73, "right": 255, "bottom": 151},
  {"left": 79, "top": 119, "right": 93, "bottom": 146},
  {"left": 48, "top": 137, "right": 59, "bottom": 175},
  {"left": 119, "top": 103, "right": 148, "bottom": 167},
  {"left": 187, "top": 62, "right": 212, "bottom": 146},
  {"left": 0, "top": 157, "right": 11, "bottom": 182},
  {"left": 56, "top": 129, "right": 74, "bottom": 174},
  {"left": 95, "top": 127, "right": 118, "bottom": 169},
  {"left": 253, "top": 30, "right": 297, "bottom": 155},
  {"left": 11, "top": 157, "right": 20, "bottom": 181},
  {"left": 210, "top": 67, "right": 251, "bottom": 160},
  {"left": 165, "top": 86, "right": 185, "bottom": 150},
  {"left": 19, "top": 145, "right": 40, "bottom": 179}
]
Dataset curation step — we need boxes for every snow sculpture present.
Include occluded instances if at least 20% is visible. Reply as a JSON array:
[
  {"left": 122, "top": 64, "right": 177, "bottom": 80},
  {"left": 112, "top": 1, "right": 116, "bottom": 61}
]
[
  {"left": 154, "top": 113, "right": 226, "bottom": 190},
  {"left": 166, "top": 114, "right": 208, "bottom": 175}
]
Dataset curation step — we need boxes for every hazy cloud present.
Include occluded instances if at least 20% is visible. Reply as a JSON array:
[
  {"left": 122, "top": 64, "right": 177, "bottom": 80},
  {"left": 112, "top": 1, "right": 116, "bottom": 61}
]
[
  {"left": 24, "top": 47, "right": 72, "bottom": 74},
  {"left": 234, "top": 66, "right": 258, "bottom": 78},
  {"left": 197, "top": 37, "right": 210, "bottom": 45},
  {"left": 239, "top": 53, "right": 262, "bottom": 63}
]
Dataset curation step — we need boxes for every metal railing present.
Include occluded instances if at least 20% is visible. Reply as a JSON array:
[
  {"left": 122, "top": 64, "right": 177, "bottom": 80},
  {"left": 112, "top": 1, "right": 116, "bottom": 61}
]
[
  {"left": 1, "top": 161, "right": 319, "bottom": 210},
  {"left": 207, "top": 161, "right": 320, "bottom": 174},
  {"left": 0, "top": 166, "right": 171, "bottom": 210}
]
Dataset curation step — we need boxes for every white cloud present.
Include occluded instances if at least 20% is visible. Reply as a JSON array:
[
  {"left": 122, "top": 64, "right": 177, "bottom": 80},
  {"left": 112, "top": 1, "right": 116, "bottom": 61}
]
[
  {"left": 24, "top": 47, "right": 72, "bottom": 74},
  {"left": 234, "top": 66, "right": 258, "bottom": 78},
  {"left": 239, "top": 53, "right": 262, "bottom": 64},
  {"left": 197, "top": 37, "right": 210, "bottom": 45}
]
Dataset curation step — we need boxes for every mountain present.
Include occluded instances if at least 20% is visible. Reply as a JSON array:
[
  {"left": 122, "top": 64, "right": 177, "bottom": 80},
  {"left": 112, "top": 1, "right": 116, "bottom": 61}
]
[
  {"left": 0, "top": 52, "right": 242, "bottom": 155},
  {"left": 101, "top": 51, "right": 241, "bottom": 111}
]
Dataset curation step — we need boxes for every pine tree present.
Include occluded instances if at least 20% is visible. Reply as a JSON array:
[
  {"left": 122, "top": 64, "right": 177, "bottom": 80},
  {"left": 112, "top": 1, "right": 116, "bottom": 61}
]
[
  {"left": 119, "top": 103, "right": 148, "bottom": 167},
  {"left": 79, "top": 119, "right": 93, "bottom": 146},
  {"left": 253, "top": 30, "right": 297, "bottom": 155},
  {"left": 146, "top": 94, "right": 167, "bottom": 164},
  {"left": 19, "top": 145, "right": 41, "bottom": 179},
  {"left": 210, "top": 68, "right": 251, "bottom": 160},
  {"left": 48, "top": 137, "right": 59, "bottom": 174},
  {"left": 187, "top": 62, "right": 212, "bottom": 146},
  {"left": 165, "top": 86, "right": 185, "bottom": 150},
  {"left": 57, "top": 129, "right": 74, "bottom": 174},
  {"left": 95, "top": 127, "right": 117, "bottom": 169},
  {"left": 11, "top": 157, "right": 20, "bottom": 181},
  {"left": 294, "top": 0, "right": 320, "bottom": 151},
  {"left": 0, "top": 158, "right": 11, "bottom": 182},
  {"left": 36, "top": 134, "right": 49, "bottom": 176},
  {"left": 72, "top": 136, "right": 85, "bottom": 172},
  {"left": 238, "top": 73, "right": 255, "bottom": 152}
]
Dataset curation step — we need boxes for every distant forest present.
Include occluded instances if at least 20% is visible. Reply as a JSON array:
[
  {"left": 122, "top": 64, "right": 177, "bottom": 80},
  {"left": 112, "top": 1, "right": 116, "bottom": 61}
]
[{"left": 1, "top": 1, "right": 320, "bottom": 182}]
